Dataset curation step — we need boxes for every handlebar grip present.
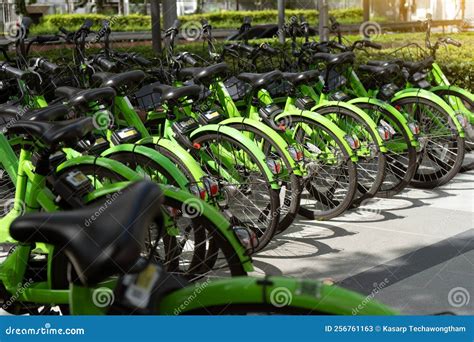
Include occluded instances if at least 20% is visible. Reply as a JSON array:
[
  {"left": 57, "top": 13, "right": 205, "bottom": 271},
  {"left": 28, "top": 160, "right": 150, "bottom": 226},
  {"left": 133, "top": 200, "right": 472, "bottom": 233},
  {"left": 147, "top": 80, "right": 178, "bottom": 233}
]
[
  {"left": 260, "top": 44, "right": 277, "bottom": 54},
  {"left": 183, "top": 53, "right": 198, "bottom": 66},
  {"left": 1, "top": 63, "right": 30, "bottom": 80},
  {"left": 364, "top": 41, "right": 382, "bottom": 50},
  {"left": 96, "top": 56, "right": 116, "bottom": 71},
  {"left": 330, "top": 41, "right": 348, "bottom": 51},
  {"left": 132, "top": 54, "right": 152, "bottom": 67},
  {"left": 446, "top": 38, "right": 462, "bottom": 47},
  {"left": 36, "top": 35, "right": 60, "bottom": 43},
  {"left": 39, "top": 59, "right": 59, "bottom": 73},
  {"left": 239, "top": 44, "right": 256, "bottom": 54}
]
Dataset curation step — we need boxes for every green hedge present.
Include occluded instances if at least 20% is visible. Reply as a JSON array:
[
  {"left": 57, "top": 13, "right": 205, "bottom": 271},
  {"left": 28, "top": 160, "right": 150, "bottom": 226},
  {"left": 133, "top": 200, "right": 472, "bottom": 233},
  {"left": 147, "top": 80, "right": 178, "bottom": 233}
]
[{"left": 31, "top": 8, "right": 364, "bottom": 34}]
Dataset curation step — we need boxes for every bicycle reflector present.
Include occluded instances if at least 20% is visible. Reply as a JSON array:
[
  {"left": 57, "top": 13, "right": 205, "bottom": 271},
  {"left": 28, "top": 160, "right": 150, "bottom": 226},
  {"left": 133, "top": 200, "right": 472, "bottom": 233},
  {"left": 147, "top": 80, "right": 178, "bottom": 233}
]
[
  {"left": 377, "top": 120, "right": 396, "bottom": 141},
  {"left": 288, "top": 146, "right": 304, "bottom": 161},
  {"left": 456, "top": 113, "right": 469, "bottom": 128},
  {"left": 266, "top": 158, "right": 282, "bottom": 174},
  {"left": 189, "top": 184, "right": 207, "bottom": 200},
  {"left": 203, "top": 177, "right": 219, "bottom": 197},
  {"left": 344, "top": 135, "right": 361, "bottom": 149},
  {"left": 408, "top": 122, "right": 421, "bottom": 136},
  {"left": 233, "top": 226, "right": 258, "bottom": 253}
]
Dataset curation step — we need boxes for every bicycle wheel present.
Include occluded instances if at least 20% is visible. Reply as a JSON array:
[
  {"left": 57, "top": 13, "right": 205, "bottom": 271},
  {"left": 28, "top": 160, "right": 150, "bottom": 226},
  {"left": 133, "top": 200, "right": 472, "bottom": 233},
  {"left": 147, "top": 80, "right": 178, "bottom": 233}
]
[
  {"left": 316, "top": 105, "right": 386, "bottom": 206},
  {"left": 392, "top": 97, "right": 465, "bottom": 188},
  {"left": 155, "top": 193, "right": 247, "bottom": 281},
  {"left": 226, "top": 122, "right": 302, "bottom": 234},
  {"left": 433, "top": 89, "right": 474, "bottom": 173},
  {"left": 288, "top": 116, "right": 358, "bottom": 220},
  {"left": 191, "top": 132, "right": 280, "bottom": 253},
  {"left": 355, "top": 102, "right": 418, "bottom": 197},
  {"left": 99, "top": 152, "right": 224, "bottom": 279}
]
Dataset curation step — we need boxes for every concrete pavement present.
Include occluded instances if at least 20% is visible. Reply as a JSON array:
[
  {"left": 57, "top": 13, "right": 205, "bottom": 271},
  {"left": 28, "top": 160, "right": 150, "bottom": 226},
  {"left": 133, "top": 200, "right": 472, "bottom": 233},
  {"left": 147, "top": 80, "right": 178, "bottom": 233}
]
[{"left": 254, "top": 170, "right": 474, "bottom": 315}]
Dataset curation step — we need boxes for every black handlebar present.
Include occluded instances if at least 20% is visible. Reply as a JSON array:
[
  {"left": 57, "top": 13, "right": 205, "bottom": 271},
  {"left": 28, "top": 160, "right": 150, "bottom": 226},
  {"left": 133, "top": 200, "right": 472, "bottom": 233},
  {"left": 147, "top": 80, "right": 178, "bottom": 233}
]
[
  {"left": 444, "top": 37, "right": 462, "bottom": 47},
  {"left": 0, "top": 62, "right": 32, "bottom": 81},
  {"left": 363, "top": 40, "right": 382, "bottom": 50},
  {"left": 94, "top": 55, "right": 116, "bottom": 71},
  {"left": 36, "top": 35, "right": 60, "bottom": 43},
  {"left": 130, "top": 53, "right": 152, "bottom": 67},
  {"left": 177, "top": 52, "right": 198, "bottom": 66},
  {"left": 30, "top": 57, "right": 59, "bottom": 73}
]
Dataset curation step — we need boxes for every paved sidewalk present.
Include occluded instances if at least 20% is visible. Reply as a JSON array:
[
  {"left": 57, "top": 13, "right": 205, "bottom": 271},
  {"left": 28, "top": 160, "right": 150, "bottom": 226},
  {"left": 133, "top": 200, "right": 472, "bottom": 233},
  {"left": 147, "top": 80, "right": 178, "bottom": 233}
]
[{"left": 254, "top": 170, "right": 474, "bottom": 315}]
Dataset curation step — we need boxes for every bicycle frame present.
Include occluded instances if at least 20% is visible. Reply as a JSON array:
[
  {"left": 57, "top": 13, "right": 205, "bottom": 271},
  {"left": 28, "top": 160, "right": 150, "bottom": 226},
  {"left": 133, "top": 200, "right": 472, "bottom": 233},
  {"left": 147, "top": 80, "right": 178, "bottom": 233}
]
[{"left": 0, "top": 135, "right": 144, "bottom": 306}]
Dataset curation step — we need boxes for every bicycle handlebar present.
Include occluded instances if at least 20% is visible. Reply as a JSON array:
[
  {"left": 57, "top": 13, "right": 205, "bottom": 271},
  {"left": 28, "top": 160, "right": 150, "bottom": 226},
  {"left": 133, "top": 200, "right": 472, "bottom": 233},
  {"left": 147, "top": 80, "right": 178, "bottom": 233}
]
[
  {"left": 30, "top": 57, "right": 60, "bottom": 73},
  {"left": 177, "top": 52, "right": 198, "bottom": 66},
  {"left": 443, "top": 37, "right": 462, "bottom": 47},
  {"left": 0, "top": 62, "right": 32, "bottom": 80},
  {"left": 94, "top": 55, "right": 116, "bottom": 71}
]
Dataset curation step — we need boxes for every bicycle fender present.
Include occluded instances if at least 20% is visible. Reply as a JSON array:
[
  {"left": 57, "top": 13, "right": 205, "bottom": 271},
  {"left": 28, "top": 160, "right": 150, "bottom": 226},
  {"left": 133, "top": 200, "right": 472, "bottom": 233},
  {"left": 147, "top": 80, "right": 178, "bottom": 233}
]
[
  {"left": 161, "top": 186, "right": 253, "bottom": 273},
  {"left": 391, "top": 88, "right": 464, "bottom": 136},
  {"left": 190, "top": 124, "right": 280, "bottom": 189},
  {"left": 56, "top": 156, "right": 142, "bottom": 181},
  {"left": 220, "top": 117, "right": 303, "bottom": 176},
  {"left": 274, "top": 110, "right": 358, "bottom": 162},
  {"left": 312, "top": 101, "right": 387, "bottom": 152},
  {"left": 158, "top": 276, "right": 397, "bottom": 315},
  {"left": 101, "top": 144, "right": 190, "bottom": 191},
  {"left": 348, "top": 97, "right": 419, "bottom": 147}
]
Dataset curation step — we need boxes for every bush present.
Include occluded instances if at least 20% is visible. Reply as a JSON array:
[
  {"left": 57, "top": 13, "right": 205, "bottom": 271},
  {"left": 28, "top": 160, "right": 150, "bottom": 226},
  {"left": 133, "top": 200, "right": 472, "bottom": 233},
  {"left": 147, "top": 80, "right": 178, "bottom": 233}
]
[{"left": 31, "top": 8, "right": 364, "bottom": 34}]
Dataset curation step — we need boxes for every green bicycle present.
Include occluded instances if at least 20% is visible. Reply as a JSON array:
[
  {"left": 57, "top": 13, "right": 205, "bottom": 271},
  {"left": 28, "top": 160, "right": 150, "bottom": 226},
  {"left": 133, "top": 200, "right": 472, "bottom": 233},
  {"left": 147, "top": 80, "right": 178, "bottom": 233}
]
[{"left": 8, "top": 180, "right": 396, "bottom": 315}]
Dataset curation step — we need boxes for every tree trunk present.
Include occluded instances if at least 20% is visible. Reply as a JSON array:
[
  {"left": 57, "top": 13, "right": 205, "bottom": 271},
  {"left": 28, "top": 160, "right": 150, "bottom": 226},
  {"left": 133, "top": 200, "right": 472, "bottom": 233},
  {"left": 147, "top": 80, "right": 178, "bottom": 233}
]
[
  {"left": 15, "top": 0, "right": 28, "bottom": 15},
  {"left": 96, "top": 0, "right": 105, "bottom": 13}
]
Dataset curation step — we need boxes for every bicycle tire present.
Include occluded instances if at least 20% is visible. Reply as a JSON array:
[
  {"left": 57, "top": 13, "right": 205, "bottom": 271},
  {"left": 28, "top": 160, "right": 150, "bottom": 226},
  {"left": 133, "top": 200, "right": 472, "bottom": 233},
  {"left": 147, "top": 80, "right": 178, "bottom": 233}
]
[
  {"left": 354, "top": 102, "right": 418, "bottom": 197},
  {"left": 288, "top": 116, "right": 358, "bottom": 220},
  {"left": 392, "top": 97, "right": 465, "bottom": 188},
  {"left": 191, "top": 132, "right": 280, "bottom": 253},
  {"left": 225, "top": 122, "right": 301, "bottom": 234},
  {"left": 316, "top": 105, "right": 386, "bottom": 206}
]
